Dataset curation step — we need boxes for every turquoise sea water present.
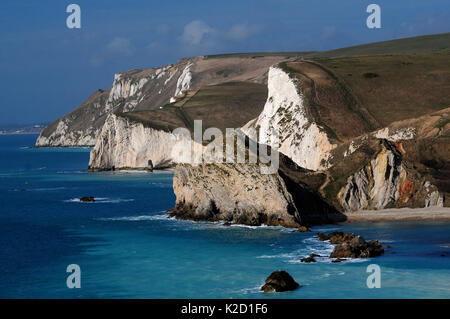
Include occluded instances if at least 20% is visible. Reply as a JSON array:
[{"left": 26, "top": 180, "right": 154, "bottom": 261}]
[{"left": 0, "top": 134, "right": 449, "bottom": 298}]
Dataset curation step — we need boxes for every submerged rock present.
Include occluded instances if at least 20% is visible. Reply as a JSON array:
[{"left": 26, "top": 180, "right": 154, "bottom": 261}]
[
  {"left": 317, "top": 232, "right": 384, "bottom": 258},
  {"left": 261, "top": 270, "right": 299, "bottom": 292},
  {"left": 80, "top": 196, "right": 95, "bottom": 202}
]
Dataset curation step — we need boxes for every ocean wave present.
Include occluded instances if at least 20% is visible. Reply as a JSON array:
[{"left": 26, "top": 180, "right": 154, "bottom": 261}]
[
  {"left": 256, "top": 253, "right": 297, "bottom": 259},
  {"left": 56, "top": 170, "right": 86, "bottom": 174},
  {"left": 231, "top": 285, "right": 262, "bottom": 295},
  {"left": 65, "top": 197, "right": 135, "bottom": 204},
  {"left": 114, "top": 170, "right": 150, "bottom": 174},
  {"left": 97, "top": 213, "right": 171, "bottom": 221},
  {"left": 258, "top": 236, "right": 342, "bottom": 264},
  {"left": 29, "top": 187, "right": 67, "bottom": 192},
  {"left": 228, "top": 224, "right": 284, "bottom": 230}
]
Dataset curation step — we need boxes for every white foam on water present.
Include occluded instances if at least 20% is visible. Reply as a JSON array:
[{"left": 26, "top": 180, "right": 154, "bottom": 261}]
[
  {"left": 56, "top": 170, "right": 86, "bottom": 174},
  {"left": 98, "top": 214, "right": 171, "bottom": 222},
  {"left": 65, "top": 197, "right": 135, "bottom": 204},
  {"left": 227, "top": 223, "right": 288, "bottom": 232},
  {"left": 232, "top": 285, "right": 262, "bottom": 295},
  {"left": 256, "top": 253, "right": 297, "bottom": 259},
  {"left": 115, "top": 170, "right": 150, "bottom": 174},
  {"left": 29, "top": 187, "right": 67, "bottom": 192}
]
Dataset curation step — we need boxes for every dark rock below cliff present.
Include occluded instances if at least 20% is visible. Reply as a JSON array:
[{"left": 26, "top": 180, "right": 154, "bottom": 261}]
[
  {"left": 80, "top": 196, "right": 95, "bottom": 202},
  {"left": 317, "top": 232, "right": 384, "bottom": 258},
  {"left": 261, "top": 270, "right": 299, "bottom": 292}
]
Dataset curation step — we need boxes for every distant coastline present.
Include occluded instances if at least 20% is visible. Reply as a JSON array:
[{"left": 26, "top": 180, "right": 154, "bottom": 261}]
[
  {"left": 0, "top": 124, "right": 45, "bottom": 135},
  {"left": 0, "top": 132, "right": 41, "bottom": 135}
]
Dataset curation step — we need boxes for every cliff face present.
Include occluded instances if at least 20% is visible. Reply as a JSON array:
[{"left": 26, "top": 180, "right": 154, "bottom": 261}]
[
  {"left": 36, "top": 59, "right": 194, "bottom": 147},
  {"left": 171, "top": 163, "right": 302, "bottom": 227},
  {"left": 327, "top": 108, "right": 450, "bottom": 212},
  {"left": 88, "top": 113, "right": 196, "bottom": 170},
  {"left": 337, "top": 141, "right": 443, "bottom": 211},
  {"left": 36, "top": 55, "right": 291, "bottom": 147},
  {"left": 243, "top": 66, "right": 336, "bottom": 171}
]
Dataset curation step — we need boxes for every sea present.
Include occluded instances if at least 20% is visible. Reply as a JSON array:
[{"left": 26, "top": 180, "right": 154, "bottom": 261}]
[{"left": 0, "top": 134, "right": 449, "bottom": 298}]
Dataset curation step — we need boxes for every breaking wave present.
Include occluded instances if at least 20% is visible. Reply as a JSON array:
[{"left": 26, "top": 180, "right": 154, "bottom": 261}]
[{"left": 65, "top": 197, "right": 135, "bottom": 204}]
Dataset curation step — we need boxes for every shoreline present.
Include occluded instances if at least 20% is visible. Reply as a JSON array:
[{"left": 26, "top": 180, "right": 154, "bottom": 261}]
[{"left": 344, "top": 207, "right": 450, "bottom": 222}]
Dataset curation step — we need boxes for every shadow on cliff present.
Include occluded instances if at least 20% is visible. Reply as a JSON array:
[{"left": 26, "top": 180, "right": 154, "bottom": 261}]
[{"left": 278, "top": 154, "right": 347, "bottom": 226}]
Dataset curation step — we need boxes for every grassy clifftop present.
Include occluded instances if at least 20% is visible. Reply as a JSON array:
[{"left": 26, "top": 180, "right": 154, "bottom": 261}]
[
  {"left": 116, "top": 81, "right": 267, "bottom": 134},
  {"left": 317, "top": 52, "right": 450, "bottom": 127}
]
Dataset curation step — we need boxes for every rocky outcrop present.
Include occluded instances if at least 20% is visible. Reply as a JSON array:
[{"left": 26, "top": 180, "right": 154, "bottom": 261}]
[
  {"left": 317, "top": 232, "right": 384, "bottom": 258},
  {"left": 337, "top": 139, "right": 445, "bottom": 212},
  {"left": 243, "top": 66, "right": 336, "bottom": 171},
  {"left": 338, "top": 141, "right": 407, "bottom": 211},
  {"left": 261, "top": 271, "right": 299, "bottom": 292},
  {"left": 79, "top": 196, "right": 95, "bottom": 202},
  {"left": 300, "top": 254, "right": 319, "bottom": 263},
  {"left": 170, "top": 162, "right": 301, "bottom": 227}
]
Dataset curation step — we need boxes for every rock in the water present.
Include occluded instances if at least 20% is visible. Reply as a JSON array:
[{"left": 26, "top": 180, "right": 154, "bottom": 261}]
[
  {"left": 261, "top": 270, "right": 299, "bottom": 292},
  {"left": 80, "top": 196, "right": 95, "bottom": 202},
  {"left": 300, "top": 254, "right": 317, "bottom": 263},
  {"left": 297, "top": 226, "right": 311, "bottom": 232},
  {"left": 332, "top": 258, "right": 346, "bottom": 263},
  {"left": 317, "top": 232, "right": 384, "bottom": 258}
]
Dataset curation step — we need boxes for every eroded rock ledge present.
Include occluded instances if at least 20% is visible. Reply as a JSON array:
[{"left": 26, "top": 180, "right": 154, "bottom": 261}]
[{"left": 170, "top": 163, "right": 301, "bottom": 227}]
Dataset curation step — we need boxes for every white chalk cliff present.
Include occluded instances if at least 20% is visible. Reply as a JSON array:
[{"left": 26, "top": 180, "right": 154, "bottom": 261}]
[
  {"left": 243, "top": 66, "right": 336, "bottom": 171},
  {"left": 88, "top": 113, "right": 198, "bottom": 170}
]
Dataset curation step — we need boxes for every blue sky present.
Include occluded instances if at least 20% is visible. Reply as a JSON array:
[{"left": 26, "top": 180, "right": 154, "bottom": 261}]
[{"left": 0, "top": 0, "right": 449, "bottom": 125}]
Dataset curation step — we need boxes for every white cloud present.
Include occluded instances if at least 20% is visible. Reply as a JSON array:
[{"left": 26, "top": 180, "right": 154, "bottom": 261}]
[
  {"left": 106, "top": 37, "right": 135, "bottom": 56},
  {"left": 226, "top": 23, "right": 261, "bottom": 41},
  {"left": 181, "top": 20, "right": 215, "bottom": 45}
]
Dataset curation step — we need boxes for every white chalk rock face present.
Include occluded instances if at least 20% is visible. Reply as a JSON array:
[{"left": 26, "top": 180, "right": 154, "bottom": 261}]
[
  {"left": 88, "top": 114, "right": 195, "bottom": 170},
  {"left": 243, "top": 66, "right": 336, "bottom": 171},
  {"left": 35, "top": 119, "right": 99, "bottom": 147},
  {"left": 106, "top": 74, "right": 149, "bottom": 113},
  {"left": 174, "top": 63, "right": 193, "bottom": 97}
]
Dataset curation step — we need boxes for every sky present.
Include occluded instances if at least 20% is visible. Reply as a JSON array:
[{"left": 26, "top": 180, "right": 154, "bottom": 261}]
[{"left": 0, "top": 0, "right": 449, "bottom": 125}]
